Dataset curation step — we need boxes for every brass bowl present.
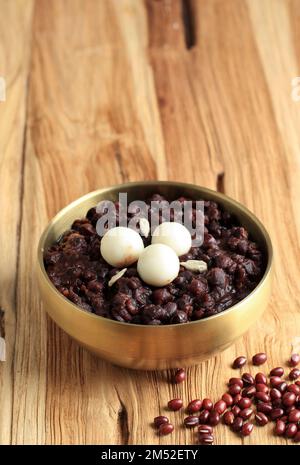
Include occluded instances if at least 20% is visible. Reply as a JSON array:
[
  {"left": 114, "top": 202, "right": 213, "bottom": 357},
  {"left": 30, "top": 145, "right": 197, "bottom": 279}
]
[{"left": 37, "top": 181, "right": 273, "bottom": 370}]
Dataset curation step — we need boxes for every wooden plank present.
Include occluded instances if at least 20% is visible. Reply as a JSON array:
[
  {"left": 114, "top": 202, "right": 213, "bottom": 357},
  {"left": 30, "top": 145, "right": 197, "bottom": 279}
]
[{"left": 0, "top": 0, "right": 33, "bottom": 445}]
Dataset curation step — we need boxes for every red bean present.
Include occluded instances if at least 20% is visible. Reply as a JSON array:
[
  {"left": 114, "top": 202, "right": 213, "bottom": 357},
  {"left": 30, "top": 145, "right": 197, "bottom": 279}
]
[
  {"left": 255, "top": 412, "right": 268, "bottom": 426},
  {"left": 233, "top": 356, "right": 247, "bottom": 369},
  {"left": 239, "top": 408, "right": 253, "bottom": 420},
  {"left": 174, "top": 368, "right": 186, "bottom": 384},
  {"left": 290, "top": 354, "right": 300, "bottom": 367},
  {"left": 199, "top": 433, "right": 214, "bottom": 444},
  {"left": 229, "top": 377, "right": 243, "bottom": 388},
  {"left": 282, "top": 392, "right": 296, "bottom": 407},
  {"left": 257, "top": 402, "right": 272, "bottom": 415},
  {"left": 184, "top": 415, "right": 199, "bottom": 427},
  {"left": 289, "top": 368, "right": 300, "bottom": 380},
  {"left": 154, "top": 416, "right": 169, "bottom": 428},
  {"left": 198, "top": 424, "right": 213, "bottom": 434},
  {"left": 287, "top": 384, "right": 300, "bottom": 395},
  {"left": 274, "top": 420, "right": 286, "bottom": 436},
  {"left": 277, "top": 381, "right": 287, "bottom": 393},
  {"left": 223, "top": 411, "right": 235, "bottom": 425},
  {"left": 241, "top": 422, "right": 254, "bottom": 436},
  {"left": 231, "top": 405, "right": 241, "bottom": 417},
  {"left": 202, "top": 398, "right": 213, "bottom": 411},
  {"left": 288, "top": 409, "right": 300, "bottom": 423},
  {"left": 168, "top": 398, "right": 183, "bottom": 411},
  {"left": 255, "top": 372, "right": 267, "bottom": 384},
  {"left": 232, "top": 394, "right": 242, "bottom": 405},
  {"left": 256, "top": 384, "right": 269, "bottom": 394},
  {"left": 232, "top": 417, "right": 243, "bottom": 432},
  {"left": 270, "top": 408, "right": 284, "bottom": 421},
  {"left": 252, "top": 353, "right": 267, "bottom": 366},
  {"left": 242, "top": 373, "right": 254, "bottom": 385},
  {"left": 199, "top": 410, "right": 210, "bottom": 424},
  {"left": 270, "top": 376, "right": 282, "bottom": 387},
  {"left": 187, "top": 399, "right": 202, "bottom": 413},
  {"left": 285, "top": 423, "right": 297, "bottom": 439},
  {"left": 222, "top": 393, "right": 233, "bottom": 406},
  {"left": 270, "top": 388, "right": 282, "bottom": 401},
  {"left": 208, "top": 410, "right": 220, "bottom": 426},
  {"left": 242, "top": 386, "right": 256, "bottom": 398},
  {"left": 270, "top": 367, "right": 284, "bottom": 377},
  {"left": 214, "top": 400, "right": 227, "bottom": 415},
  {"left": 294, "top": 431, "right": 300, "bottom": 443},
  {"left": 238, "top": 397, "right": 251, "bottom": 409},
  {"left": 159, "top": 423, "right": 174, "bottom": 435},
  {"left": 255, "top": 392, "right": 270, "bottom": 403},
  {"left": 229, "top": 384, "right": 242, "bottom": 396},
  {"left": 271, "top": 398, "right": 283, "bottom": 408}
]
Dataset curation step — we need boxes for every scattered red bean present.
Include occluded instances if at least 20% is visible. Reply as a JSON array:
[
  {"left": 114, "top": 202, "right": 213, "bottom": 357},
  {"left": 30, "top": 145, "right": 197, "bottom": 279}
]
[
  {"left": 294, "top": 431, "right": 300, "bottom": 443},
  {"left": 270, "top": 388, "right": 281, "bottom": 401},
  {"left": 242, "top": 386, "right": 256, "bottom": 398},
  {"left": 199, "top": 410, "right": 210, "bottom": 424},
  {"left": 232, "top": 394, "right": 242, "bottom": 405},
  {"left": 270, "top": 408, "right": 284, "bottom": 421},
  {"left": 256, "top": 383, "right": 269, "bottom": 394},
  {"left": 270, "top": 367, "right": 284, "bottom": 377},
  {"left": 287, "top": 384, "right": 300, "bottom": 395},
  {"left": 202, "top": 398, "right": 213, "bottom": 411},
  {"left": 252, "top": 353, "right": 267, "bottom": 366},
  {"left": 229, "top": 384, "right": 242, "bottom": 396},
  {"left": 257, "top": 402, "right": 272, "bottom": 415},
  {"left": 208, "top": 410, "right": 220, "bottom": 426},
  {"left": 174, "top": 368, "right": 186, "bottom": 384},
  {"left": 241, "top": 422, "right": 254, "bottom": 436},
  {"left": 214, "top": 400, "right": 227, "bottom": 415},
  {"left": 222, "top": 393, "right": 233, "bottom": 406},
  {"left": 285, "top": 423, "right": 297, "bottom": 439},
  {"left": 184, "top": 416, "right": 199, "bottom": 427},
  {"left": 255, "top": 392, "right": 270, "bottom": 403},
  {"left": 223, "top": 411, "right": 235, "bottom": 425},
  {"left": 288, "top": 409, "right": 300, "bottom": 423},
  {"left": 231, "top": 405, "right": 241, "bottom": 417},
  {"left": 239, "top": 408, "right": 253, "bottom": 420},
  {"left": 255, "top": 412, "right": 268, "bottom": 426},
  {"left": 255, "top": 373, "right": 267, "bottom": 384},
  {"left": 277, "top": 381, "right": 287, "bottom": 393},
  {"left": 274, "top": 419, "right": 286, "bottom": 436},
  {"left": 229, "top": 377, "right": 243, "bottom": 388},
  {"left": 233, "top": 356, "right": 247, "bottom": 369},
  {"left": 154, "top": 416, "right": 169, "bottom": 428},
  {"left": 198, "top": 425, "right": 213, "bottom": 434},
  {"left": 159, "top": 423, "right": 174, "bottom": 435},
  {"left": 199, "top": 433, "right": 214, "bottom": 444},
  {"left": 242, "top": 373, "right": 254, "bottom": 385},
  {"left": 187, "top": 399, "right": 202, "bottom": 413},
  {"left": 238, "top": 397, "right": 252, "bottom": 409},
  {"left": 282, "top": 392, "right": 296, "bottom": 407},
  {"left": 168, "top": 398, "right": 183, "bottom": 411},
  {"left": 232, "top": 417, "right": 243, "bottom": 432},
  {"left": 270, "top": 376, "right": 282, "bottom": 387},
  {"left": 271, "top": 398, "right": 283, "bottom": 409},
  {"left": 289, "top": 368, "right": 300, "bottom": 380},
  {"left": 290, "top": 354, "right": 300, "bottom": 367}
]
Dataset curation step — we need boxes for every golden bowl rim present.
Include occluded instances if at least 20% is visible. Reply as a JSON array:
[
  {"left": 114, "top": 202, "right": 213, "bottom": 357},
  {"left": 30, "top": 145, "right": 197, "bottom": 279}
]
[{"left": 37, "top": 180, "right": 273, "bottom": 329}]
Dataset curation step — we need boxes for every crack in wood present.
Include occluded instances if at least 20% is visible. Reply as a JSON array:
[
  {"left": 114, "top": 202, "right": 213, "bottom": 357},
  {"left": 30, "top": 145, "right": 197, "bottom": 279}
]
[
  {"left": 0, "top": 307, "right": 5, "bottom": 361},
  {"left": 181, "top": 0, "right": 196, "bottom": 49},
  {"left": 115, "top": 387, "right": 129, "bottom": 444},
  {"left": 216, "top": 172, "right": 225, "bottom": 193}
]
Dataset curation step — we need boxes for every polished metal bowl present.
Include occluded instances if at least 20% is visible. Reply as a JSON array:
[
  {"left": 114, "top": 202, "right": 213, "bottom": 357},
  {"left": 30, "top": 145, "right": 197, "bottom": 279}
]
[{"left": 37, "top": 181, "right": 273, "bottom": 370}]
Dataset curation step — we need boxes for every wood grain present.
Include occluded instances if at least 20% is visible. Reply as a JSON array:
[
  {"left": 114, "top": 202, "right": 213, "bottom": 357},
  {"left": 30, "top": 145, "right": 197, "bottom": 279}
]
[{"left": 1, "top": 0, "right": 300, "bottom": 444}]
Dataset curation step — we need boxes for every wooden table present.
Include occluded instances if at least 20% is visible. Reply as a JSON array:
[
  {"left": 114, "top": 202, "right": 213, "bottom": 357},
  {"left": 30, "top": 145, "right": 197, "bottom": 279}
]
[{"left": 1, "top": 0, "right": 300, "bottom": 445}]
